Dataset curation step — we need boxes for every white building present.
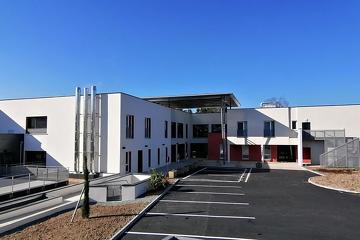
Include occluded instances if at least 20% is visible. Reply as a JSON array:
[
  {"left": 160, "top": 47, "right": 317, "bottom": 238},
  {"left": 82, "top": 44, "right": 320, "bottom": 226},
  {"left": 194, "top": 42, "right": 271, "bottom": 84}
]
[{"left": 0, "top": 87, "right": 359, "bottom": 174}]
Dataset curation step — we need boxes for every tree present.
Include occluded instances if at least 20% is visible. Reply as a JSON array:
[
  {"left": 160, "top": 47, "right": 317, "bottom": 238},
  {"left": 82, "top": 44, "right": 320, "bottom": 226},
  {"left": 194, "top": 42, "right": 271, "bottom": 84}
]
[
  {"left": 81, "top": 156, "right": 90, "bottom": 218},
  {"left": 261, "top": 97, "right": 289, "bottom": 107},
  {"left": 196, "top": 107, "right": 220, "bottom": 113}
]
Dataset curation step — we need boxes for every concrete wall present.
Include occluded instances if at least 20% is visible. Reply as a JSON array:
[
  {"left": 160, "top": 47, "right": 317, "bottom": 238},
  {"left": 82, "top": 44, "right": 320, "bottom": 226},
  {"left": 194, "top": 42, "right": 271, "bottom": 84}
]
[{"left": 0, "top": 96, "right": 75, "bottom": 170}]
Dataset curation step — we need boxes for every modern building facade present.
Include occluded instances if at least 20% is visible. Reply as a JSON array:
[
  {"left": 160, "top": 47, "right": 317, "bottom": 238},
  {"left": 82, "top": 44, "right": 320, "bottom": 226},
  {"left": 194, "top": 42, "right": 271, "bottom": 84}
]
[{"left": 0, "top": 87, "right": 359, "bottom": 174}]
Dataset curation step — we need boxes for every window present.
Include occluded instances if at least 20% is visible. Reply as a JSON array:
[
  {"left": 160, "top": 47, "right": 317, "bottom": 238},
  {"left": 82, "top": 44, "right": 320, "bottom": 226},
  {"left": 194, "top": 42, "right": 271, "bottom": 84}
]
[
  {"left": 211, "top": 124, "right": 221, "bottom": 133},
  {"left": 25, "top": 151, "right": 46, "bottom": 165},
  {"left": 126, "top": 115, "right": 134, "bottom": 139},
  {"left": 165, "top": 121, "right": 168, "bottom": 138},
  {"left": 302, "top": 122, "right": 311, "bottom": 130},
  {"left": 148, "top": 149, "right": 151, "bottom": 167},
  {"left": 292, "top": 121, "right": 297, "bottom": 130},
  {"left": 157, "top": 148, "right": 160, "bottom": 165},
  {"left": 165, "top": 147, "right": 168, "bottom": 163},
  {"left": 264, "top": 121, "right": 275, "bottom": 137},
  {"left": 26, "top": 116, "right": 47, "bottom": 134},
  {"left": 171, "top": 122, "right": 176, "bottom": 138},
  {"left": 242, "top": 146, "right": 249, "bottom": 160},
  {"left": 145, "top": 117, "right": 151, "bottom": 138},
  {"left": 185, "top": 124, "right": 188, "bottom": 138},
  {"left": 237, "top": 121, "right": 248, "bottom": 137},
  {"left": 125, "top": 151, "right": 132, "bottom": 173},
  {"left": 264, "top": 145, "right": 271, "bottom": 161},
  {"left": 177, "top": 123, "right": 184, "bottom": 138},
  {"left": 193, "top": 124, "right": 209, "bottom": 138}
]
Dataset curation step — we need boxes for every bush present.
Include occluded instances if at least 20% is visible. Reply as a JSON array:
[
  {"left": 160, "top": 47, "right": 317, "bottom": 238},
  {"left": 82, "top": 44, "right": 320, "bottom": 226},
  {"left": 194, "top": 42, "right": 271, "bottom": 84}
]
[{"left": 150, "top": 170, "right": 167, "bottom": 191}]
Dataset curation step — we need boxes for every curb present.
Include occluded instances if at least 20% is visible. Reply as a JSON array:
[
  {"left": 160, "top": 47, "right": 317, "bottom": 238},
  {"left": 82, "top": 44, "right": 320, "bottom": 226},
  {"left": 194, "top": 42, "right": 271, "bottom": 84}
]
[
  {"left": 308, "top": 178, "right": 360, "bottom": 194},
  {"left": 302, "top": 167, "right": 325, "bottom": 176},
  {"left": 109, "top": 179, "right": 179, "bottom": 240}
]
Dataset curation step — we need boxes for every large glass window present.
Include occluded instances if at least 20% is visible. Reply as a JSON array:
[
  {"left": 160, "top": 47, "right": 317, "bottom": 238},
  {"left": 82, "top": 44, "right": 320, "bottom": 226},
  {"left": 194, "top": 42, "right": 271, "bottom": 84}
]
[
  {"left": 237, "top": 121, "right": 248, "bottom": 137},
  {"left": 185, "top": 124, "right": 188, "bottom": 138},
  {"left": 302, "top": 122, "right": 311, "bottom": 130},
  {"left": 145, "top": 117, "right": 151, "bottom": 138},
  {"left": 171, "top": 122, "right": 176, "bottom": 138},
  {"left": 125, "top": 151, "right": 132, "bottom": 173},
  {"left": 148, "top": 149, "right": 151, "bottom": 167},
  {"left": 264, "top": 121, "right": 275, "bottom": 137},
  {"left": 211, "top": 124, "right": 221, "bottom": 133},
  {"left": 26, "top": 116, "right": 47, "bottom": 134},
  {"left": 25, "top": 151, "right": 46, "bottom": 165},
  {"left": 264, "top": 145, "right": 271, "bottom": 161},
  {"left": 177, "top": 123, "right": 184, "bottom": 138},
  {"left": 193, "top": 124, "right": 209, "bottom": 138},
  {"left": 126, "top": 115, "right": 134, "bottom": 139},
  {"left": 242, "top": 146, "right": 249, "bottom": 160},
  {"left": 165, "top": 121, "right": 168, "bottom": 138},
  {"left": 292, "top": 121, "right": 297, "bottom": 130}
]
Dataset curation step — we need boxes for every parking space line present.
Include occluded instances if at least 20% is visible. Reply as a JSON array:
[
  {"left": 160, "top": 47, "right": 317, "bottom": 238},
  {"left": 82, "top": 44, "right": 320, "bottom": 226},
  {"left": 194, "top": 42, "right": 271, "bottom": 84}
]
[
  {"left": 160, "top": 200, "right": 249, "bottom": 205},
  {"left": 176, "top": 184, "right": 242, "bottom": 188},
  {"left": 182, "top": 167, "right": 207, "bottom": 179},
  {"left": 245, "top": 168, "right": 252, "bottom": 183},
  {"left": 171, "top": 191, "right": 245, "bottom": 196},
  {"left": 126, "top": 231, "right": 257, "bottom": 240},
  {"left": 238, "top": 168, "right": 248, "bottom": 182},
  {"left": 208, "top": 174, "right": 242, "bottom": 177},
  {"left": 182, "top": 179, "right": 239, "bottom": 183},
  {"left": 146, "top": 212, "right": 256, "bottom": 220}
]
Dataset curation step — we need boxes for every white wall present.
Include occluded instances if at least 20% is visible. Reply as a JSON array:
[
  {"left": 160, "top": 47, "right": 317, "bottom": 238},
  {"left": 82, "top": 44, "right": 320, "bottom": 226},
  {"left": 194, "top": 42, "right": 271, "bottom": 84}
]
[
  {"left": 120, "top": 93, "right": 172, "bottom": 174},
  {"left": 0, "top": 96, "right": 75, "bottom": 170}
]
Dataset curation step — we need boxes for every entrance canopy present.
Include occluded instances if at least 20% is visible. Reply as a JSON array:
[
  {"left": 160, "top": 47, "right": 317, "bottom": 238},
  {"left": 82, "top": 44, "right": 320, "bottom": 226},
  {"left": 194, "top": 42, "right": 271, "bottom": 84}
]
[{"left": 143, "top": 93, "right": 240, "bottom": 109}]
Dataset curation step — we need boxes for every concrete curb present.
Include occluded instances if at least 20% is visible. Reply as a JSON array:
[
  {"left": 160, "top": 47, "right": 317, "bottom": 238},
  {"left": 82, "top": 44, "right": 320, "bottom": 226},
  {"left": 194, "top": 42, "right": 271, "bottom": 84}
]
[
  {"left": 308, "top": 178, "right": 360, "bottom": 194},
  {"left": 109, "top": 179, "right": 180, "bottom": 240},
  {"left": 302, "top": 167, "right": 325, "bottom": 176}
]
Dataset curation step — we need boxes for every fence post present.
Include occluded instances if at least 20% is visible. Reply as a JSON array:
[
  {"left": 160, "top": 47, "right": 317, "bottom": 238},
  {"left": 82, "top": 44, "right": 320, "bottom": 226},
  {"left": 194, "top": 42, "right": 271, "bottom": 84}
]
[
  {"left": 28, "top": 173, "right": 31, "bottom": 193},
  {"left": 11, "top": 176, "right": 14, "bottom": 197}
]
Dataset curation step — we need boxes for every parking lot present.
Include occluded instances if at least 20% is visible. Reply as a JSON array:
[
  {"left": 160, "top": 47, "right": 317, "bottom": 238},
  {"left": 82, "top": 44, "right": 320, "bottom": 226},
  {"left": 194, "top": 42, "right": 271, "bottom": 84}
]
[{"left": 121, "top": 167, "right": 360, "bottom": 240}]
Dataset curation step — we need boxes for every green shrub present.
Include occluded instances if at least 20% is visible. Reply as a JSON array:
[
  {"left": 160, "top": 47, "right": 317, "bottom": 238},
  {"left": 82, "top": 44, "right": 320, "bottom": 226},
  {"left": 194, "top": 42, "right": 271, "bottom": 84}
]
[{"left": 150, "top": 170, "right": 167, "bottom": 191}]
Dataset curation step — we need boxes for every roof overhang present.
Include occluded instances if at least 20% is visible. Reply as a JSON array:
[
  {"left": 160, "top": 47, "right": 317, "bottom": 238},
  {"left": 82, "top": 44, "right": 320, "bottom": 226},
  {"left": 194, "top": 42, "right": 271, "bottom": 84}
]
[{"left": 143, "top": 93, "right": 240, "bottom": 109}]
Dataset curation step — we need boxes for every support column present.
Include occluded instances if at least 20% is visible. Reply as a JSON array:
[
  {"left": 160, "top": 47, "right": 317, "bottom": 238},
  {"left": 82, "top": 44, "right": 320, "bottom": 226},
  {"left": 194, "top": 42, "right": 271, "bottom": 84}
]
[
  {"left": 220, "top": 97, "right": 228, "bottom": 164},
  {"left": 261, "top": 145, "right": 265, "bottom": 162},
  {"left": 297, "top": 128, "right": 303, "bottom": 166}
]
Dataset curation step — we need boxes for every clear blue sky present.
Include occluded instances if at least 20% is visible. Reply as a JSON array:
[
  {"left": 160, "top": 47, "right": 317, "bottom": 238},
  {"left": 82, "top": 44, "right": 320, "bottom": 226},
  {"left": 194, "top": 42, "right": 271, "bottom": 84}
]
[{"left": 0, "top": 0, "right": 359, "bottom": 107}]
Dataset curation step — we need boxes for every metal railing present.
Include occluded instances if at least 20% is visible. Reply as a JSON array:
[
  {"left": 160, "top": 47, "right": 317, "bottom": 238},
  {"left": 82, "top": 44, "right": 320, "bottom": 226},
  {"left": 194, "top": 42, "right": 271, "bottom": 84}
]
[
  {"left": 320, "top": 138, "right": 360, "bottom": 168},
  {"left": 0, "top": 165, "right": 69, "bottom": 197}
]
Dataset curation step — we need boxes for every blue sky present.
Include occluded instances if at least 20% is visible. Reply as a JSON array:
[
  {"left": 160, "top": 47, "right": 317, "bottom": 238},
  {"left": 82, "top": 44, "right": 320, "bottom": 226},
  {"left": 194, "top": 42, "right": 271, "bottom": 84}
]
[{"left": 0, "top": 0, "right": 359, "bottom": 107}]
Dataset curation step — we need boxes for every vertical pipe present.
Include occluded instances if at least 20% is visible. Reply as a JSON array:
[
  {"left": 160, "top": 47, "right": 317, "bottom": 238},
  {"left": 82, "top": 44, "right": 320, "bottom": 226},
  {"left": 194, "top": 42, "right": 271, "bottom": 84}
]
[
  {"left": 90, "top": 86, "right": 97, "bottom": 173},
  {"left": 297, "top": 128, "right": 303, "bottom": 166},
  {"left": 74, "top": 87, "right": 81, "bottom": 172},
  {"left": 83, "top": 88, "right": 89, "bottom": 172}
]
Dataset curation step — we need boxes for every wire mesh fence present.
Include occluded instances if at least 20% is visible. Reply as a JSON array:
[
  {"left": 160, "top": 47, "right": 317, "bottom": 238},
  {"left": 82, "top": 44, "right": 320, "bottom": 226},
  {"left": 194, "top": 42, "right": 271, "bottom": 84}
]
[{"left": 320, "top": 138, "right": 360, "bottom": 168}]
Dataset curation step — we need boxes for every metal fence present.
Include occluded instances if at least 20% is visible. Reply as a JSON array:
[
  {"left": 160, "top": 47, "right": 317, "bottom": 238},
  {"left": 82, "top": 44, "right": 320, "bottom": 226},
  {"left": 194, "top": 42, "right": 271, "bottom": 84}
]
[
  {"left": 0, "top": 165, "right": 69, "bottom": 196},
  {"left": 320, "top": 138, "right": 360, "bottom": 168}
]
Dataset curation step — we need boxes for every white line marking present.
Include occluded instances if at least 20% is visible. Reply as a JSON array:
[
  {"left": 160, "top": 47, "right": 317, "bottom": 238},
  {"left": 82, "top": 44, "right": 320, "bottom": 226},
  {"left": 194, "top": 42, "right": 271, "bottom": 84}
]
[
  {"left": 208, "top": 174, "right": 241, "bottom": 177},
  {"left": 176, "top": 184, "right": 242, "bottom": 188},
  {"left": 182, "top": 167, "right": 207, "bottom": 179},
  {"left": 182, "top": 179, "right": 239, "bottom": 183},
  {"left": 146, "top": 212, "right": 256, "bottom": 220},
  {"left": 126, "top": 231, "right": 257, "bottom": 240},
  {"left": 238, "top": 168, "right": 247, "bottom": 182},
  {"left": 160, "top": 200, "right": 249, "bottom": 205},
  {"left": 172, "top": 191, "right": 244, "bottom": 196},
  {"left": 245, "top": 168, "right": 252, "bottom": 183}
]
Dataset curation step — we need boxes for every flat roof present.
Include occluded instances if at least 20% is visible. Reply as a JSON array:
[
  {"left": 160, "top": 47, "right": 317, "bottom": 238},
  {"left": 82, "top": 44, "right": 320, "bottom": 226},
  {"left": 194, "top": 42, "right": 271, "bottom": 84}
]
[{"left": 143, "top": 93, "right": 240, "bottom": 109}]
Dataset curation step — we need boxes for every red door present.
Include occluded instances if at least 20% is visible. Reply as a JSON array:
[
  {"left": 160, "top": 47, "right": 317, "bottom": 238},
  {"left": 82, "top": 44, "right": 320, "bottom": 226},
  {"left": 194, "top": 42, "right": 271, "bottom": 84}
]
[{"left": 303, "top": 147, "right": 311, "bottom": 164}]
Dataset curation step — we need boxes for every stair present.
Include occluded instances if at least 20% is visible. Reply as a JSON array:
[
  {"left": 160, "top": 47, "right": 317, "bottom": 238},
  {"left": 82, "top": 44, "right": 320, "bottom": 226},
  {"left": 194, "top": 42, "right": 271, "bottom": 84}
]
[{"left": 320, "top": 138, "right": 360, "bottom": 168}]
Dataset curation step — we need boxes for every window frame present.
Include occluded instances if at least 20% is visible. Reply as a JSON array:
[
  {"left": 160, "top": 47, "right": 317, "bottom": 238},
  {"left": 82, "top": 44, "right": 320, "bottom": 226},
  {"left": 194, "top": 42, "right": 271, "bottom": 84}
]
[
  {"left": 145, "top": 117, "right": 151, "bottom": 139},
  {"left": 264, "top": 145, "right": 271, "bottom": 161},
  {"left": 193, "top": 124, "right": 209, "bottom": 138},
  {"left": 26, "top": 116, "right": 47, "bottom": 134},
  {"left": 125, "top": 151, "right": 132, "bottom": 173},
  {"left": 126, "top": 115, "right": 135, "bottom": 139},
  {"left": 264, "top": 121, "right": 275, "bottom": 137},
  {"left": 237, "top": 121, "right": 248, "bottom": 137}
]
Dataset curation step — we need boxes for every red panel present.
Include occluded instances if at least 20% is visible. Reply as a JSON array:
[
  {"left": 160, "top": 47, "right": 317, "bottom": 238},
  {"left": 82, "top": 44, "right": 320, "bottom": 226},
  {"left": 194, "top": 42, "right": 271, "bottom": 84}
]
[
  {"left": 249, "top": 145, "right": 261, "bottom": 161},
  {"left": 230, "top": 145, "right": 242, "bottom": 161},
  {"left": 208, "top": 133, "right": 222, "bottom": 160},
  {"left": 303, "top": 147, "right": 311, "bottom": 164},
  {"left": 271, "top": 145, "right": 278, "bottom": 162}
]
